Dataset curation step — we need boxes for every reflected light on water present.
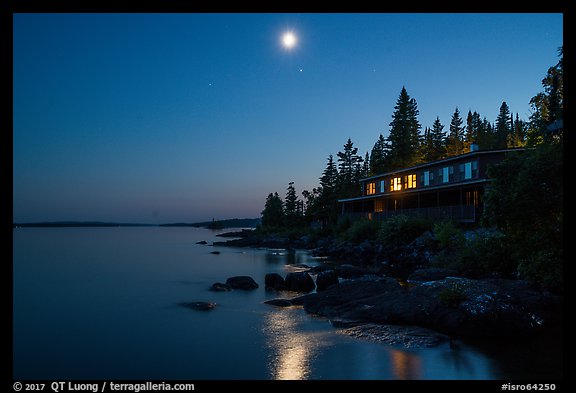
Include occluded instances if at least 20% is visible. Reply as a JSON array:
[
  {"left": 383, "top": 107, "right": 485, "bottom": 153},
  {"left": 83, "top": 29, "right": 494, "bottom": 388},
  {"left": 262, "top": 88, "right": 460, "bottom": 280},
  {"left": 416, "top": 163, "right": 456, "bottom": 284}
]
[
  {"left": 263, "top": 308, "right": 325, "bottom": 380},
  {"left": 390, "top": 349, "right": 422, "bottom": 380}
]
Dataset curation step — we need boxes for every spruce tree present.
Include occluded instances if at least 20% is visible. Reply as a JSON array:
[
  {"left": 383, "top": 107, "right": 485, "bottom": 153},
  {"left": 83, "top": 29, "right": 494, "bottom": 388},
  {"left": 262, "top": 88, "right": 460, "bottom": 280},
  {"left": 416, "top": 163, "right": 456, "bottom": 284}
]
[
  {"left": 318, "top": 155, "right": 340, "bottom": 225},
  {"left": 495, "top": 101, "right": 512, "bottom": 148},
  {"left": 284, "top": 182, "right": 301, "bottom": 227},
  {"left": 336, "top": 138, "right": 363, "bottom": 198},
  {"left": 429, "top": 116, "right": 446, "bottom": 160},
  {"left": 261, "top": 192, "right": 284, "bottom": 228},
  {"left": 464, "top": 110, "right": 479, "bottom": 152},
  {"left": 446, "top": 107, "right": 465, "bottom": 157},
  {"left": 385, "top": 86, "right": 422, "bottom": 170},
  {"left": 362, "top": 152, "right": 370, "bottom": 178},
  {"left": 369, "top": 134, "right": 387, "bottom": 175}
]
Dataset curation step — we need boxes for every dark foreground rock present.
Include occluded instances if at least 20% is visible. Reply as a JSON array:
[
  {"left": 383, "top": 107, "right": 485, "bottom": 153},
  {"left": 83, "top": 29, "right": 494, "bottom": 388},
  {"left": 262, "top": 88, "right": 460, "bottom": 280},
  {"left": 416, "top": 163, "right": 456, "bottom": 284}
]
[
  {"left": 407, "top": 268, "right": 459, "bottom": 282},
  {"left": 299, "top": 277, "right": 562, "bottom": 338},
  {"left": 285, "top": 272, "right": 315, "bottom": 293},
  {"left": 265, "top": 273, "right": 286, "bottom": 291},
  {"left": 196, "top": 240, "right": 208, "bottom": 245},
  {"left": 225, "top": 276, "right": 259, "bottom": 290},
  {"left": 179, "top": 301, "right": 216, "bottom": 311},
  {"left": 316, "top": 270, "right": 339, "bottom": 291}
]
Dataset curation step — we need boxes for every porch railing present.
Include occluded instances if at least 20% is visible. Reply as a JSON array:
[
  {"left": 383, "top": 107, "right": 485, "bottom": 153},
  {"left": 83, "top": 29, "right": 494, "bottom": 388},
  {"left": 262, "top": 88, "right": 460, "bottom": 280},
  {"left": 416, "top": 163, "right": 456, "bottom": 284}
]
[{"left": 342, "top": 204, "right": 477, "bottom": 222}]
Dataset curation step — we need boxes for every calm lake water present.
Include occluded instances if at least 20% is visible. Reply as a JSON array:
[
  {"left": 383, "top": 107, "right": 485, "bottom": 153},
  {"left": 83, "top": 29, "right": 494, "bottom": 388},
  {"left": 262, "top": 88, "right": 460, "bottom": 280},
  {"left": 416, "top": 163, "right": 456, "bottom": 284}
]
[{"left": 13, "top": 227, "right": 562, "bottom": 380}]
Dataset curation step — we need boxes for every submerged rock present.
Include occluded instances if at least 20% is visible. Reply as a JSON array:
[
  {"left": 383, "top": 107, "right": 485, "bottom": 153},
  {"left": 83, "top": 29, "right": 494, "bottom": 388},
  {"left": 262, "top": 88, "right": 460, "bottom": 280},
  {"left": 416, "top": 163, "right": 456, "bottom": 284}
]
[
  {"left": 225, "top": 276, "right": 259, "bottom": 290},
  {"left": 337, "top": 322, "right": 450, "bottom": 348},
  {"left": 264, "top": 299, "right": 294, "bottom": 307},
  {"left": 210, "top": 251, "right": 221, "bottom": 255},
  {"left": 179, "top": 301, "right": 216, "bottom": 311}
]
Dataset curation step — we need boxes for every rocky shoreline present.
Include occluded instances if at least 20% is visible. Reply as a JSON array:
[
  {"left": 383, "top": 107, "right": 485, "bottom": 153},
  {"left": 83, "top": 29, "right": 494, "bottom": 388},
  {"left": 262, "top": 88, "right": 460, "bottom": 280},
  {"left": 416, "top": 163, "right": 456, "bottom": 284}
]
[{"left": 207, "top": 229, "right": 563, "bottom": 347}]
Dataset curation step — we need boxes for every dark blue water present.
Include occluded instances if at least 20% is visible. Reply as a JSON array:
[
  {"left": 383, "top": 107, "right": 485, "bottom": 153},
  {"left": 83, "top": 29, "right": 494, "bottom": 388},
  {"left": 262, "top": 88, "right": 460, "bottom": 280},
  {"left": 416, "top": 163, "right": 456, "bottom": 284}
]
[{"left": 13, "top": 227, "right": 562, "bottom": 380}]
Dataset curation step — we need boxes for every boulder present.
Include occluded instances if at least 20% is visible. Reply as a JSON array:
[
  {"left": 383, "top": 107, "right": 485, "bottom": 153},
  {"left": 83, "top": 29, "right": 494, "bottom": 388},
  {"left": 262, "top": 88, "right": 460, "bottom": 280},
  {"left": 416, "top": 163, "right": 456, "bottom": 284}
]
[
  {"left": 196, "top": 240, "right": 208, "bottom": 245},
  {"left": 179, "top": 301, "right": 216, "bottom": 311},
  {"left": 210, "top": 251, "right": 221, "bottom": 255},
  {"left": 316, "top": 270, "right": 339, "bottom": 291},
  {"left": 285, "top": 272, "right": 316, "bottom": 293},
  {"left": 209, "top": 282, "right": 231, "bottom": 292},
  {"left": 265, "top": 273, "right": 286, "bottom": 291},
  {"left": 225, "top": 276, "right": 259, "bottom": 290}
]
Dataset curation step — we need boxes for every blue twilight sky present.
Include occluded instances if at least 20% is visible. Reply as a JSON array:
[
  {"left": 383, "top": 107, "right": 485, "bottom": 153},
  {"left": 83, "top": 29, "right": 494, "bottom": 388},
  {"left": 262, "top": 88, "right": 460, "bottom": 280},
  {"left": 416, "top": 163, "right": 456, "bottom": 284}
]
[{"left": 13, "top": 13, "right": 563, "bottom": 224}]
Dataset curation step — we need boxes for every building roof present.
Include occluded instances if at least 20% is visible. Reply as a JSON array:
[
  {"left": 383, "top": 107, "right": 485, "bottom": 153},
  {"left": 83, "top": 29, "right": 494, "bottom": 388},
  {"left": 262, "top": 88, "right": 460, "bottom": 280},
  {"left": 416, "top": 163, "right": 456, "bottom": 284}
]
[{"left": 359, "top": 147, "right": 525, "bottom": 182}]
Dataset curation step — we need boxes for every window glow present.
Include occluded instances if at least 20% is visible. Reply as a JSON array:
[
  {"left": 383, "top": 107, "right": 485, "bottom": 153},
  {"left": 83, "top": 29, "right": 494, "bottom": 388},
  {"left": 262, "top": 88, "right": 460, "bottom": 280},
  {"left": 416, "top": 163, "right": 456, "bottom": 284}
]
[
  {"left": 423, "top": 171, "right": 430, "bottom": 186},
  {"left": 367, "top": 182, "right": 376, "bottom": 195},
  {"left": 391, "top": 177, "right": 402, "bottom": 191},
  {"left": 406, "top": 174, "right": 416, "bottom": 189}
]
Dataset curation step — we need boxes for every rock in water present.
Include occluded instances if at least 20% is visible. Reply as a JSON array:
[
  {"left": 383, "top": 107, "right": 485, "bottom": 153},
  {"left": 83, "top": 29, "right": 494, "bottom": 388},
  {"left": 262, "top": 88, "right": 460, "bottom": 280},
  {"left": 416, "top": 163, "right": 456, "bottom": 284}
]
[
  {"left": 196, "top": 241, "right": 208, "bottom": 245},
  {"left": 225, "top": 276, "right": 259, "bottom": 290},
  {"left": 265, "top": 273, "right": 286, "bottom": 291},
  {"left": 179, "top": 301, "right": 216, "bottom": 311},
  {"left": 210, "top": 251, "right": 221, "bottom": 255},
  {"left": 285, "top": 272, "right": 315, "bottom": 293},
  {"left": 209, "top": 282, "right": 231, "bottom": 292}
]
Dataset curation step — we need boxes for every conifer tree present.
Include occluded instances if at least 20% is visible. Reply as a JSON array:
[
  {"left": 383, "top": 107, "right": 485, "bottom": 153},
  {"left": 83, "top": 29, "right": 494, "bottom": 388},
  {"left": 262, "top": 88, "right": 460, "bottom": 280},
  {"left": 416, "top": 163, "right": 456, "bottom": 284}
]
[
  {"left": 284, "top": 182, "right": 302, "bottom": 227},
  {"left": 336, "top": 138, "right": 363, "bottom": 198},
  {"left": 495, "top": 101, "right": 512, "bottom": 148},
  {"left": 429, "top": 116, "right": 446, "bottom": 160},
  {"left": 261, "top": 192, "right": 284, "bottom": 228},
  {"left": 446, "top": 107, "right": 465, "bottom": 157},
  {"left": 385, "top": 86, "right": 422, "bottom": 170},
  {"left": 369, "top": 134, "right": 387, "bottom": 175}
]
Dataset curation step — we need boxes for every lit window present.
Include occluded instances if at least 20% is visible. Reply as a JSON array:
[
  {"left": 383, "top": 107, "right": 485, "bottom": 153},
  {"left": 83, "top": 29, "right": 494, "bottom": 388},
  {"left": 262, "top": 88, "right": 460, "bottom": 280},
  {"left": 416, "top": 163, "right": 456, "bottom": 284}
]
[
  {"left": 367, "top": 182, "right": 376, "bottom": 195},
  {"left": 443, "top": 167, "right": 449, "bottom": 183},
  {"left": 375, "top": 199, "right": 385, "bottom": 212},
  {"left": 406, "top": 174, "right": 417, "bottom": 189},
  {"left": 380, "top": 180, "right": 385, "bottom": 193},
  {"left": 390, "top": 177, "right": 402, "bottom": 191}
]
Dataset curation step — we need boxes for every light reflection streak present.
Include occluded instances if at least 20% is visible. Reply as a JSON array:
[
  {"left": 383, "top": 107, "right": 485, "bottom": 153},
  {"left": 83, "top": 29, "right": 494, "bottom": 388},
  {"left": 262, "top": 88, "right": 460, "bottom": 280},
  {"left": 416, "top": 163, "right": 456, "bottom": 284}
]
[
  {"left": 263, "top": 307, "right": 326, "bottom": 380},
  {"left": 389, "top": 349, "right": 422, "bottom": 380}
]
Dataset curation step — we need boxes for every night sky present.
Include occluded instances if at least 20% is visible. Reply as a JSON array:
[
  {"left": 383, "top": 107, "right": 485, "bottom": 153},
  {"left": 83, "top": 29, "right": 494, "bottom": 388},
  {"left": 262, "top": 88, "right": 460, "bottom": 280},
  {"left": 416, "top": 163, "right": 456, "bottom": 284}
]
[{"left": 13, "top": 13, "right": 563, "bottom": 224}]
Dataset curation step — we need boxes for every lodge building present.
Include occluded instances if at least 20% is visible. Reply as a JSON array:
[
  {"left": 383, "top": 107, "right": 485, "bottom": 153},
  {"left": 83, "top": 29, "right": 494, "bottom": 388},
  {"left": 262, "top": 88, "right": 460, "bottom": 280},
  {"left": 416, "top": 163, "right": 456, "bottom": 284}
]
[{"left": 339, "top": 146, "right": 525, "bottom": 223}]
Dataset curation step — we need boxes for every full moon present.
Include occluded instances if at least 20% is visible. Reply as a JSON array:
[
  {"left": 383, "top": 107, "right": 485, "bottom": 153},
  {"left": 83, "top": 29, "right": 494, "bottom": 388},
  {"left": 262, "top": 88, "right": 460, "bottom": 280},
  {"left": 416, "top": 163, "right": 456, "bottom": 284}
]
[{"left": 282, "top": 31, "right": 297, "bottom": 49}]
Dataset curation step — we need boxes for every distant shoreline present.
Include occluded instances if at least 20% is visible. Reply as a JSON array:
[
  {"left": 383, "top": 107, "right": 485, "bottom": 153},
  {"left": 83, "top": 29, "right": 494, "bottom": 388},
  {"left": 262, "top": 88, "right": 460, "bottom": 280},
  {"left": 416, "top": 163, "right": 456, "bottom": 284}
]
[{"left": 13, "top": 218, "right": 260, "bottom": 229}]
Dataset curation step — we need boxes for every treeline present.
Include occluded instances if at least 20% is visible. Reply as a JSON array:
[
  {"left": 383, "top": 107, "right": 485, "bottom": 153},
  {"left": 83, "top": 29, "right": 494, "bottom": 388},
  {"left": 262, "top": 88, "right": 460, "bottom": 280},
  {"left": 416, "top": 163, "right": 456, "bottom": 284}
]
[{"left": 261, "top": 47, "right": 563, "bottom": 231}]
